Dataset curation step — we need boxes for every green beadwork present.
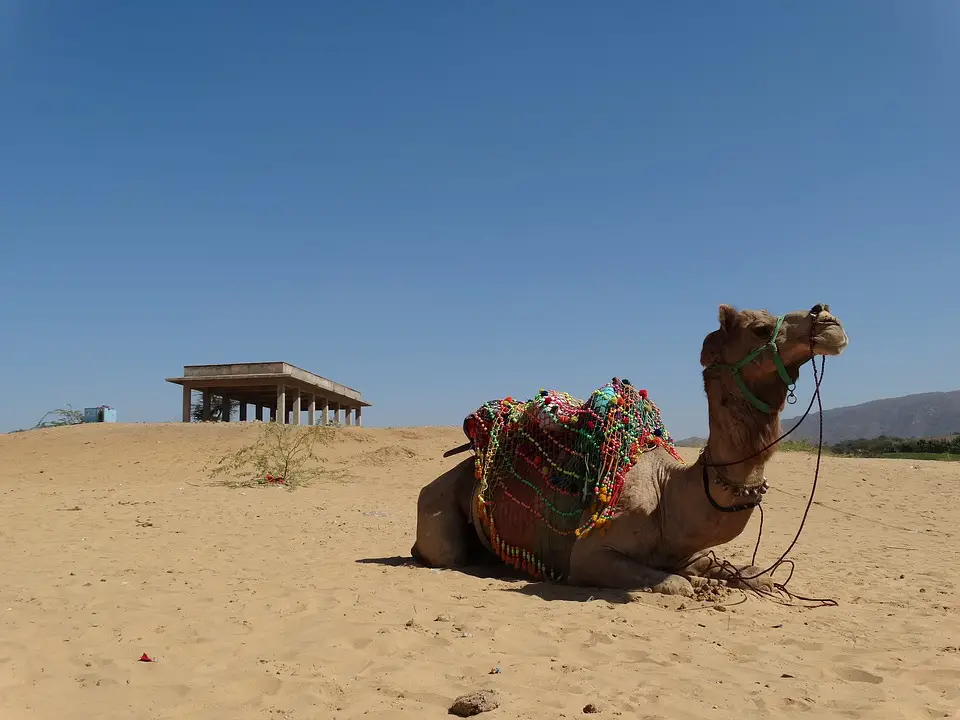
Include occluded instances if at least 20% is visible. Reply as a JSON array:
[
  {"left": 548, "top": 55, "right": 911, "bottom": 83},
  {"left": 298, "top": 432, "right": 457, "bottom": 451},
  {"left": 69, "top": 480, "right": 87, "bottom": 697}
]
[{"left": 465, "top": 378, "right": 683, "bottom": 581}]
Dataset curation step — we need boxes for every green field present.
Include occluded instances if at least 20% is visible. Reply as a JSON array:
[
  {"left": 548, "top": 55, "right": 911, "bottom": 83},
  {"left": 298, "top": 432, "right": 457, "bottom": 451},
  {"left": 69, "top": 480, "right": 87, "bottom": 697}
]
[
  {"left": 684, "top": 435, "right": 960, "bottom": 461},
  {"left": 876, "top": 452, "right": 960, "bottom": 461},
  {"left": 777, "top": 444, "right": 960, "bottom": 462}
]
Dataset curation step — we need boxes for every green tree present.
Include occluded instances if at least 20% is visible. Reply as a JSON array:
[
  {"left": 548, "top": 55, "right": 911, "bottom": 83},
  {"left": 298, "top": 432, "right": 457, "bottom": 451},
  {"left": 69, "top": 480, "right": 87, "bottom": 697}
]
[{"left": 191, "top": 393, "right": 238, "bottom": 422}]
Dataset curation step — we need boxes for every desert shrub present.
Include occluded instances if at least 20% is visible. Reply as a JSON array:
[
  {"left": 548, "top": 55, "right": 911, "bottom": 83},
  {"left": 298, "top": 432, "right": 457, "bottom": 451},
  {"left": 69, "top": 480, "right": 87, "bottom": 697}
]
[
  {"left": 35, "top": 405, "right": 85, "bottom": 429},
  {"left": 209, "top": 422, "right": 337, "bottom": 490},
  {"left": 8, "top": 405, "right": 86, "bottom": 433}
]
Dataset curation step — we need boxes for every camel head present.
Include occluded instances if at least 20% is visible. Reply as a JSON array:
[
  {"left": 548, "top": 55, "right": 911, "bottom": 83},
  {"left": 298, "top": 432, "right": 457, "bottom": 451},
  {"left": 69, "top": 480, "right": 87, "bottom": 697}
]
[{"left": 700, "top": 303, "right": 848, "bottom": 415}]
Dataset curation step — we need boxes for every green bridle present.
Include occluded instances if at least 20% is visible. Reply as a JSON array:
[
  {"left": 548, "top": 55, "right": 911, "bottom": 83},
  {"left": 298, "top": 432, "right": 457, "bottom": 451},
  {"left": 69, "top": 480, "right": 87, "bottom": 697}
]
[{"left": 707, "top": 314, "right": 797, "bottom": 414}]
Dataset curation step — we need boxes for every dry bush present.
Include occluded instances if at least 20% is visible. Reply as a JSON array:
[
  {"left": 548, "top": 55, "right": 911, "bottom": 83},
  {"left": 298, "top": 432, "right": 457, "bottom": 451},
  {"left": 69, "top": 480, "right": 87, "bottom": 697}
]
[
  {"left": 34, "top": 405, "right": 85, "bottom": 429},
  {"left": 209, "top": 422, "right": 337, "bottom": 490}
]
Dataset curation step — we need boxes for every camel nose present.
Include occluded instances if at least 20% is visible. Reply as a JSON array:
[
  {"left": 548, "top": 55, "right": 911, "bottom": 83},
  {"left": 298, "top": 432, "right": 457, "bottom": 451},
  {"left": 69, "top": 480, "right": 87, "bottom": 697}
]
[{"left": 810, "top": 303, "right": 831, "bottom": 316}]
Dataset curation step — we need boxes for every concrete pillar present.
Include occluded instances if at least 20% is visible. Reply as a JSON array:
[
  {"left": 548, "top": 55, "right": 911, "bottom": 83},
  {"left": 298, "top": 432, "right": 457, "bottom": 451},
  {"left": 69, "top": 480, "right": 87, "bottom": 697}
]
[
  {"left": 269, "top": 406, "right": 276, "bottom": 422},
  {"left": 202, "top": 391, "right": 212, "bottom": 421},
  {"left": 220, "top": 395, "right": 230, "bottom": 422},
  {"left": 276, "top": 385, "right": 286, "bottom": 424},
  {"left": 308, "top": 394, "right": 316, "bottom": 426},
  {"left": 239, "top": 403, "right": 247, "bottom": 422},
  {"left": 291, "top": 391, "right": 302, "bottom": 425},
  {"left": 321, "top": 397, "right": 329, "bottom": 426},
  {"left": 355, "top": 407, "right": 362, "bottom": 427},
  {"left": 256, "top": 404, "right": 264, "bottom": 422},
  {"left": 331, "top": 402, "right": 340, "bottom": 425},
  {"left": 344, "top": 406, "right": 353, "bottom": 426},
  {"left": 182, "top": 386, "right": 192, "bottom": 423}
]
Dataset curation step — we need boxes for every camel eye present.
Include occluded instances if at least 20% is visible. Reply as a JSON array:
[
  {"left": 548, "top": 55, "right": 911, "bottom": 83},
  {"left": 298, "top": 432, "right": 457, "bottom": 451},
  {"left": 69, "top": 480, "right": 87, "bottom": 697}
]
[{"left": 751, "top": 324, "right": 771, "bottom": 337}]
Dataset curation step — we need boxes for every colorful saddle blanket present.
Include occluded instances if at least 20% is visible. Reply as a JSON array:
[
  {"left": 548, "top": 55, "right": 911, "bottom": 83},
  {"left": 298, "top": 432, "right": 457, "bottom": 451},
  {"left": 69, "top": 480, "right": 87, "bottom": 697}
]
[{"left": 464, "top": 377, "right": 682, "bottom": 582}]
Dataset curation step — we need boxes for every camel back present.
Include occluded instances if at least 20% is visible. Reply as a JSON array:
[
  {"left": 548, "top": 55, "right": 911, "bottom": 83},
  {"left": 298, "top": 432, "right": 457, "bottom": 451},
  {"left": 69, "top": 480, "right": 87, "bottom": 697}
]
[{"left": 465, "top": 377, "right": 682, "bottom": 582}]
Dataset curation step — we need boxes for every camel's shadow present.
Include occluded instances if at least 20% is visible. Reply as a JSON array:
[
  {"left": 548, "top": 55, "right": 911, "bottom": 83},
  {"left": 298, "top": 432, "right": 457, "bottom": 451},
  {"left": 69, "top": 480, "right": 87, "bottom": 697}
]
[
  {"left": 356, "top": 555, "right": 521, "bottom": 581},
  {"left": 355, "top": 555, "right": 634, "bottom": 604},
  {"left": 505, "top": 582, "right": 634, "bottom": 604}
]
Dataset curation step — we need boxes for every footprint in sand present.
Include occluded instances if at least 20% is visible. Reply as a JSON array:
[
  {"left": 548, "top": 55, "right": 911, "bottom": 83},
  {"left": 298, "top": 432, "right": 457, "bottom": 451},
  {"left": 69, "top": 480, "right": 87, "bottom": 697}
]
[
  {"left": 351, "top": 636, "right": 374, "bottom": 651},
  {"left": 250, "top": 674, "right": 284, "bottom": 695},
  {"left": 836, "top": 667, "right": 884, "bottom": 684}
]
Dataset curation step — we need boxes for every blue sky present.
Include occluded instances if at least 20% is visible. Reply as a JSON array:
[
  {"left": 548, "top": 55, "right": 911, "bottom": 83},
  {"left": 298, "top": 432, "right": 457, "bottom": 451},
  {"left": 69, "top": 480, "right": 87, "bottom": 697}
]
[{"left": 1, "top": 1, "right": 957, "bottom": 436}]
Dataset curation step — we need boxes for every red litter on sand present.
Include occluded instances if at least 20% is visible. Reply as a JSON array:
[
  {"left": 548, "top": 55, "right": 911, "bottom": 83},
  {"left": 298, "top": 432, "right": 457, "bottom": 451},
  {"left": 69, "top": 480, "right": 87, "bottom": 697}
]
[{"left": 138, "top": 653, "right": 154, "bottom": 662}]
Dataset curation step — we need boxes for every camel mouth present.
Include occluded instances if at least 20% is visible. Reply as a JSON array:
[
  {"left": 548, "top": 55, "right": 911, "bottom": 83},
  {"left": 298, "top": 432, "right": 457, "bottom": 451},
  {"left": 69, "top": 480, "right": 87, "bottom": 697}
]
[{"left": 811, "top": 322, "right": 848, "bottom": 356}]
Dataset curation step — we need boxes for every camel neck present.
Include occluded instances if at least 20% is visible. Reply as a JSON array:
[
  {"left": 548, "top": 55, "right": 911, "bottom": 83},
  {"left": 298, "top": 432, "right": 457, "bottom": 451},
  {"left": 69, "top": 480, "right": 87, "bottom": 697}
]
[
  {"left": 703, "top": 387, "right": 782, "bottom": 488},
  {"left": 659, "top": 454, "right": 760, "bottom": 555},
  {"left": 701, "top": 449, "right": 767, "bottom": 488}
]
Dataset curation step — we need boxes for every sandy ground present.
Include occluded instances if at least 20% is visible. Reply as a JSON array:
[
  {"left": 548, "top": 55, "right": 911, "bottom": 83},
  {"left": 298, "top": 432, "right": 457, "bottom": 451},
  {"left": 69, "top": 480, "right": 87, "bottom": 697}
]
[{"left": 0, "top": 422, "right": 957, "bottom": 720}]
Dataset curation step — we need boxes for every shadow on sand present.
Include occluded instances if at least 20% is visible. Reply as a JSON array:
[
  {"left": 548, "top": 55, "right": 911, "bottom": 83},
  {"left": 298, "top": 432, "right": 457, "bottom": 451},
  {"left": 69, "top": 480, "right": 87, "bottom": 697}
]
[
  {"left": 355, "top": 555, "right": 635, "bottom": 604},
  {"left": 503, "top": 582, "right": 635, "bottom": 604},
  {"left": 356, "top": 555, "right": 524, "bottom": 581}
]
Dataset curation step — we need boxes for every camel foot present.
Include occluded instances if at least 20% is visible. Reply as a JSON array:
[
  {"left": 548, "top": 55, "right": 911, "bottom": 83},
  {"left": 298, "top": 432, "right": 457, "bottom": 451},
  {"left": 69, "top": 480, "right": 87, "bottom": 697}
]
[
  {"left": 645, "top": 574, "right": 696, "bottom": 597},
  {"left": 725, "top": 564, "right": 776, "bottom": 593},
  {"left": 685, "top": 554, "right": 776, "bottom": 593}
]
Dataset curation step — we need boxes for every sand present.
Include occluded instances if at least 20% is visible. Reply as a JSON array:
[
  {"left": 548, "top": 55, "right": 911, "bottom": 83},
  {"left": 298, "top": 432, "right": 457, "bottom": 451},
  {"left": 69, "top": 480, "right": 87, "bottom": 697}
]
[{"left": 0, "top": 422, "right": 957, "bottom": 719}]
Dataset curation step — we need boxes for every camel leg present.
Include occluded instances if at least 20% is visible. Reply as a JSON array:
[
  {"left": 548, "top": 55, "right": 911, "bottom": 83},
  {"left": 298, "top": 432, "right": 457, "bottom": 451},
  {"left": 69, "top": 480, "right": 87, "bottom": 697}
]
[
  {"left": 685, "top": 553, "right": 775, "bottom": 592},
  {"left": 567, "top": 544, "right": 696, "bottom": 597},
  {"left": 411, "top": 457, "right": 485, "bottom": 568}
]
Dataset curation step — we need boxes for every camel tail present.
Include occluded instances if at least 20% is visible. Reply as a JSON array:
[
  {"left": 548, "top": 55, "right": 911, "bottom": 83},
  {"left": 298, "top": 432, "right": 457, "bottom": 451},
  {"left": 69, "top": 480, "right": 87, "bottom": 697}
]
[{"left": 442, "top": 442, "right": 473, "bottom": 458}]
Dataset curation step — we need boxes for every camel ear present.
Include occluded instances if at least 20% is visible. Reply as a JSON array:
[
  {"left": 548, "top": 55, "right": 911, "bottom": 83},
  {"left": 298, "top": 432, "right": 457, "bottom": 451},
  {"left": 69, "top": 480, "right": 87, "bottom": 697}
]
[{"left": 718, "top": 304, "right": 739, "bottom": 333}]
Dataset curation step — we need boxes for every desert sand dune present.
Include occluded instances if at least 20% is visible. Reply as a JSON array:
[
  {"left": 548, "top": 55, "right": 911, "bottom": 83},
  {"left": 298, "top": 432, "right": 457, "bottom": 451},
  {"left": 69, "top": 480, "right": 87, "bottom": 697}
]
[{"left": 0, "top": 423, "right": 957, "bottom": 719}]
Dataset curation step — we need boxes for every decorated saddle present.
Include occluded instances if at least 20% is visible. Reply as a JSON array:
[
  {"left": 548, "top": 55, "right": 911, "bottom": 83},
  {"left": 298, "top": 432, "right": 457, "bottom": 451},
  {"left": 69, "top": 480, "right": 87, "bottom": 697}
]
[{"left": 462, "top": 377, "right": 683, "bottom": 582}]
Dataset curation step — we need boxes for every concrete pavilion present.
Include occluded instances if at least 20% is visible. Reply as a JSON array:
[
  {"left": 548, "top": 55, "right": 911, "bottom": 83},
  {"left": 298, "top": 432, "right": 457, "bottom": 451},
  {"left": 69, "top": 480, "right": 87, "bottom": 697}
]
[{"left": 165, "top": 362, "right": 370, "bottom": 426}]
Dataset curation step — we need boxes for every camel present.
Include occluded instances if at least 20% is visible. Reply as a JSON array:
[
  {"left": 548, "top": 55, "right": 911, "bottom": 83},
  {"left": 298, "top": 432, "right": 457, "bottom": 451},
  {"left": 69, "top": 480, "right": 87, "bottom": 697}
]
[{"left": 411, "top": 303, "right": 849, "bottom": 597}]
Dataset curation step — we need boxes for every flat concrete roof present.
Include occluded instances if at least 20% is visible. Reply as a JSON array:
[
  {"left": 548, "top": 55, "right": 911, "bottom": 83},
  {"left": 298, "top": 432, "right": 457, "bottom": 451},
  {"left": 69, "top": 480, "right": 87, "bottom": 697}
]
[{"left": 165, "top": 362, "right": 371, "bottom": 407}]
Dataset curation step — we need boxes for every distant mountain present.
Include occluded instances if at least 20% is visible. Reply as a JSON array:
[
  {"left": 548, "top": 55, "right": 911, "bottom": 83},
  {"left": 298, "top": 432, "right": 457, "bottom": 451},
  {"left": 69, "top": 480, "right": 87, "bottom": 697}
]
[
  {"left": 782, "top": 390, "right": 960, "bottom": 444},
  {"left": 674, "top": 436, "right": 707, "bottom": 447}
]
